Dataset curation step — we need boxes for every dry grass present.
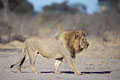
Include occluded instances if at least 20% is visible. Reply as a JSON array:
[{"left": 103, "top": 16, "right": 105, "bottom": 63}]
[{"left": 0, "top": 9, "right": 120, "bottom": 59}]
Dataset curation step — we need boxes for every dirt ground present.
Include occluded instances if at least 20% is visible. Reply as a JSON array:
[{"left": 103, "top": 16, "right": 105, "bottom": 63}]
[{"left": 0, "top": 37, "right": 120, "bottom": 80}]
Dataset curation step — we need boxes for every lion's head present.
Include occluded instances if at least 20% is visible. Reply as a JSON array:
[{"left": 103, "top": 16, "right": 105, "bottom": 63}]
[
  {"left": 73, "top": 31, "right": 89, "bottom": 53},
  {"left": 56, "top": 30, "right": 89, "bottom": 58}
]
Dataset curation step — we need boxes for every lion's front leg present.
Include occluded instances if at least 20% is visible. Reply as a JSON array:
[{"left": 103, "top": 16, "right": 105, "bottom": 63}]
[
  {"left": 54, "top": 59, "right": 62, "bottom": 74},
  {"left": 64, "top": 56, "right": 80, "bottom": 75}
]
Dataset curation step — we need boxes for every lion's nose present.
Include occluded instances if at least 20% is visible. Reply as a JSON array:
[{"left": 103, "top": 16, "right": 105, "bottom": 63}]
[
  {"left": 87, "top": 43, "right": 89, "bottom": 47},
  {"left": 86, "top": 43, "right": 89, "bottom": 48}
]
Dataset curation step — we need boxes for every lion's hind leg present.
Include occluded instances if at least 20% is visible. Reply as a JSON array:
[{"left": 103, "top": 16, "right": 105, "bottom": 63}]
[
  {"left": 28, "top": 51, "right": 39, "bottom": 74},
  {"left": 30, "top": 63, "right": 39, "bottom": 74},
  {"left": 17, "top": 54, "right": 29, "bottom": 72},
  {"left": 17, "top": 44, "right": 29, "bottom": 73}
]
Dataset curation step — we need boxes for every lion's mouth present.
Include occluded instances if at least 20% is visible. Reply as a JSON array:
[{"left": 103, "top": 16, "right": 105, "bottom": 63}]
[
  {"left": 80, "top": 45, "right": 88, "bottom": 50},
  {"left": 86, "top": 44, "right": 89, "bottom": 48},
  {"left": 86, "top": 46, "right": 88, "bottom": 48},
  {"left": 80, "top": 48, "right": 83, "bottom": 51},
  {"left": 79, "top": 45, "right": 83, "bottom": 51}
]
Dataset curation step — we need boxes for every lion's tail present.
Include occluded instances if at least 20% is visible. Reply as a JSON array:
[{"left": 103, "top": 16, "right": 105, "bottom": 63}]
[{"left": 10, "top": 42, "right": 27, "bottom": 68}]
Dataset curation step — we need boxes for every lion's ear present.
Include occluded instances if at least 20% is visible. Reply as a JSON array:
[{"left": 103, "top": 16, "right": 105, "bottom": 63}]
[
  {"left": 81, "top": 31, "right": 85, "bottom": 36},
  {"left": 75, "top": 33, "right": 79, "bottom": 39}
]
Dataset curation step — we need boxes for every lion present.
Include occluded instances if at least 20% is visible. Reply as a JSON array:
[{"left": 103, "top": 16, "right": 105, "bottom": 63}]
[{"left": 10, "top": 30, "right": 89, "bottom": 75}]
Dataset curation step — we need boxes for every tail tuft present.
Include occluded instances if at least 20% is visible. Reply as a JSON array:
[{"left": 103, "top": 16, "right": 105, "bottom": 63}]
[{"left": 10, "top": 65, "right": 14, "bottom": 68}]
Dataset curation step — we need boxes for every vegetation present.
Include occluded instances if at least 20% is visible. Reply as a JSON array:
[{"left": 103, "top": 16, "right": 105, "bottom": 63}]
[{"left": 0, "top": 0, "right": 119, "bottom": 45}]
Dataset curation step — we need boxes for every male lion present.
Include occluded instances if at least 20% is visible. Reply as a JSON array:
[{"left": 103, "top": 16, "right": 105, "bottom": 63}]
[{"left": 10, "top": 30, "right": 89, "bottom": 75}]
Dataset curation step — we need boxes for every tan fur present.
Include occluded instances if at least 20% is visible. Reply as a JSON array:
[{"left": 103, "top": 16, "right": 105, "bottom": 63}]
[{"left": 10, "top": 30, "right": 89, "bottom": 75}]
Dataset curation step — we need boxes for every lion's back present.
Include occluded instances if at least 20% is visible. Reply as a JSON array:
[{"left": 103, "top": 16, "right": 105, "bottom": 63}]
[{"left": 25, "top": 36, "right": 61, "bottom": 54}]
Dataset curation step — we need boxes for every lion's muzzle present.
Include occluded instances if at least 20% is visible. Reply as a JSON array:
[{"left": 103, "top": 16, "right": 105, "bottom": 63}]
[{"left": 86, "top": 43, "right": 89, "bottom": 48}]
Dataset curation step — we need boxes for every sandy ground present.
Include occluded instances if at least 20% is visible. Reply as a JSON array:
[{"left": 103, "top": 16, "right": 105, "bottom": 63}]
[
  {"left": 0, "top": 48, "right": 120, "bottom": 80},
  {"left": 0, "top": 37, "right": 120, "bottom": 80}
]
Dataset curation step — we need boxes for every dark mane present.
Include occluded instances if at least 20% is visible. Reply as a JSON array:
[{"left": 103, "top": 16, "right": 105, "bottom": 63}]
[{"left": 55, "top": 30, "right": 87, "bottom": 58}]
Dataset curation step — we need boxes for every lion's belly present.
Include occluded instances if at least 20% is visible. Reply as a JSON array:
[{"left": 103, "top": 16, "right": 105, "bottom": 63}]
[
  {"left": 39, "top": 48, "right": 63, "bottom": 58},
  {"left": 37, "top": 39, "right": 63, "bottom": 59},
  {"left": 39, "top": 52, "right": 62, "bottom": 59}
]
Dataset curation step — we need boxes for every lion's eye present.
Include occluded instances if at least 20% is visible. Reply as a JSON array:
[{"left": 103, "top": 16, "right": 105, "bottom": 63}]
[
  {"left": 75, "top": 34, "right": 79, "bottom": 39},
  {"left": 82, "top": 39, "right": 84, "bottom": 41}
]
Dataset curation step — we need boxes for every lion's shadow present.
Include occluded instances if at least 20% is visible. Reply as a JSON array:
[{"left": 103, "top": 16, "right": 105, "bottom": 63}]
[
  {"left": 11, "top": 70, "right": 112, "bottom": 74},
  {"left": 40, "top": 71, "right": 112, "bottom": 74}
]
